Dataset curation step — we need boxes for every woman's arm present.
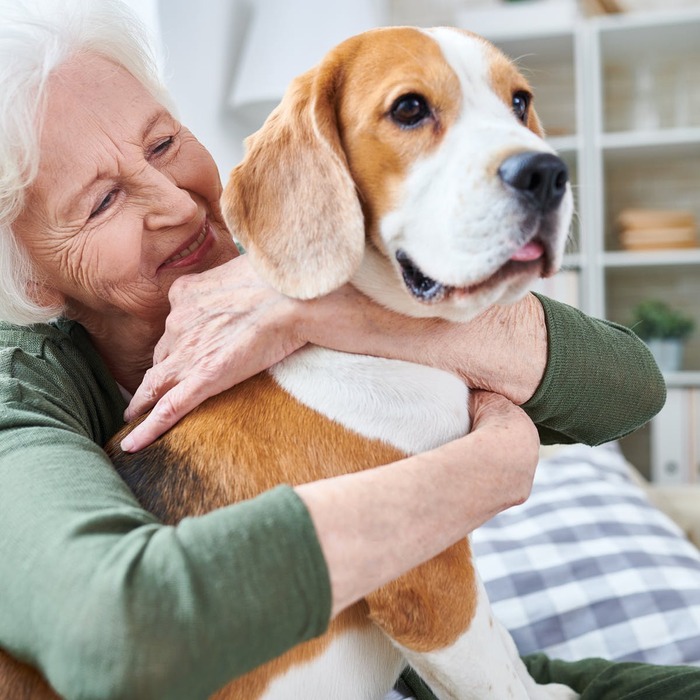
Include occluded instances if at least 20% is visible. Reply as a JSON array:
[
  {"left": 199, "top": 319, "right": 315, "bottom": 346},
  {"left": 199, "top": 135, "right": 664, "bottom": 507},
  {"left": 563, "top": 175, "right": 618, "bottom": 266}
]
[
  {"left": 123, "top": 254, "right": 665, "bottom": 451},
  {"left": 0, "top": 330, "right": 328, "bottom": 698}
]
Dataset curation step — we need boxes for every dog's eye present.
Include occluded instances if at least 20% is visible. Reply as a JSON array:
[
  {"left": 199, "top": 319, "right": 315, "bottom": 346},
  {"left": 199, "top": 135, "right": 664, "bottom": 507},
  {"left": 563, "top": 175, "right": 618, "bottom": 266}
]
[
  {"left": 390, "top": 93, "right": 431, "bottom": 128},
  {"left": 512, "top": 91, "right": 531, "bottom": 123}
]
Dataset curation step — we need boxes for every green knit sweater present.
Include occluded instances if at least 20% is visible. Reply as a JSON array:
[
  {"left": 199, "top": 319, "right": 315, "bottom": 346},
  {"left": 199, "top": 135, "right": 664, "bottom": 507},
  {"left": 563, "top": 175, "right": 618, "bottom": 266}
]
[{"left": 0, "top": 295, "right": 665, "bottom": 699}]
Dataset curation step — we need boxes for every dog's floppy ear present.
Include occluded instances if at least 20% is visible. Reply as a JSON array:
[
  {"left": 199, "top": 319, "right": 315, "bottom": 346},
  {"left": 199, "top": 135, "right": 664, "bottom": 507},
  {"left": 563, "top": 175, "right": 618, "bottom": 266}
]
[{"left": 223, "top": 56, "right": 364, "bottom": 299}]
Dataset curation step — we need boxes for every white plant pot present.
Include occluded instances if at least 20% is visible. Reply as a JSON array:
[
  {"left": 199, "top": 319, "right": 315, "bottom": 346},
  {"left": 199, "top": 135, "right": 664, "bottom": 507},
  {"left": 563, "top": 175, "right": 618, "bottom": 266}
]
[{"left": 646, "top": 338, "right": 685, "bottom": 372}]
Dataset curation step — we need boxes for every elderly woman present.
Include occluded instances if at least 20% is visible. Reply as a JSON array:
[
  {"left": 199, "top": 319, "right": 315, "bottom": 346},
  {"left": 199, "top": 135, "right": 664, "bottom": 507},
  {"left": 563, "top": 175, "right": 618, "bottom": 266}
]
[{"left": 0, "top": 1, "right": 675, "bottom": 699}]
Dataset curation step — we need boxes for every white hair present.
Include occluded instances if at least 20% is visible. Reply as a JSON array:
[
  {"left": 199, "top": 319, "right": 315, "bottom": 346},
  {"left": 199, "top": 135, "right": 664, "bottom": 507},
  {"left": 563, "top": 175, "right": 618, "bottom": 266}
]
[{"left": 0, "top": 0, "right": 172, "bottom": 325}]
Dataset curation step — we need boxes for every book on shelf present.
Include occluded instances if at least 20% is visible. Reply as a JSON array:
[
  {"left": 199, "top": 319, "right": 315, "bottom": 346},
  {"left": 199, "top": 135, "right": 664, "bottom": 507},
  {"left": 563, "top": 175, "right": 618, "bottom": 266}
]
[{"left": 617, "top": 208, "right": 698, "bottom": 252}]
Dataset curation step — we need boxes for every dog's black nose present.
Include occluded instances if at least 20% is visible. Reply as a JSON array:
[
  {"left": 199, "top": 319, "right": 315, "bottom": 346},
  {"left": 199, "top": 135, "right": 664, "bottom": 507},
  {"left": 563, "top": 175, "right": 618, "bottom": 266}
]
[{"left": 498, "top": 152, "right": 568, "bottom": 213}]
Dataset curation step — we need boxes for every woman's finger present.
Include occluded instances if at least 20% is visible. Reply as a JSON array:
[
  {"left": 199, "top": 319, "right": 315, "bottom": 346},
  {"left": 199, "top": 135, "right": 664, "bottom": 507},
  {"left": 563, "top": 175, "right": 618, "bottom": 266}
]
[
  {"left": 121, "top": 379, "right": 211, "bottom": 452},
  {"left": 124, "top": 364, "right": 178, "bottom": 422}
]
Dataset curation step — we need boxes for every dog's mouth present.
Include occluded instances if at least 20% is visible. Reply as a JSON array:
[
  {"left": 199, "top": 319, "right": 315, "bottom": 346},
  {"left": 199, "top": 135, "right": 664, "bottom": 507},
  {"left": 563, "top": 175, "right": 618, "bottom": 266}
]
[
  {"left": 395, "top": 249, "right": 449, "bottom": 302},
  {"left": 396, "top": 238, "right": 552, "bottom": 303}
]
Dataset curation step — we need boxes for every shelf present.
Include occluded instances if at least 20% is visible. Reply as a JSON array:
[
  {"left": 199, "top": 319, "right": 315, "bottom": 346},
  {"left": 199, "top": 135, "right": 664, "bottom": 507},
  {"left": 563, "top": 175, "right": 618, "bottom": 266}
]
[
  {"left": 664, "top": 372, "right": 700, "bottom": 388},
  {"left": 596, "top": 8, "right": 700, "bottom": 58},
  {"left": 603, "top": 249, "right": 700, "bottom": 268},
  {"left": 601, "top": 128, "right": 700, "bottom": 159}
]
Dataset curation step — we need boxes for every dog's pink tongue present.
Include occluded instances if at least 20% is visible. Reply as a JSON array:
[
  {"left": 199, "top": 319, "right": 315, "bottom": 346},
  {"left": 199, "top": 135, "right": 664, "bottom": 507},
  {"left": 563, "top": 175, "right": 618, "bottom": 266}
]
[{"left": 510, "top": 240, "right": 544, "bottom": 262}]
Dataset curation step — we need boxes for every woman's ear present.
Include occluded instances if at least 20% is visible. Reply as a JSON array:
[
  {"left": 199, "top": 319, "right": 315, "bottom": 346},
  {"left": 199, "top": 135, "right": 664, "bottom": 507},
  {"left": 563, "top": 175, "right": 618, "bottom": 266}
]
[{"left": 222, "top": 57, "right": 365, "bottom": 299}]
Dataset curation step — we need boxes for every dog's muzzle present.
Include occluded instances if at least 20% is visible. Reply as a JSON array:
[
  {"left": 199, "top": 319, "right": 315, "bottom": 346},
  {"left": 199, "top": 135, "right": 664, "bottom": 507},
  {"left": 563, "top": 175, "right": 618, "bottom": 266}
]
[{"left": 396, "top": 151, "right": 569, "bottom": 303}]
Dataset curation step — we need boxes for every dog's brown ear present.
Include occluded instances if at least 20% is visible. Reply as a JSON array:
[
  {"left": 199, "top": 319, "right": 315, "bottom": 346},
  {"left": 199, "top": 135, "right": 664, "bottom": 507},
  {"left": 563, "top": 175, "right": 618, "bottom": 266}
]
[{"left": 223, "top": 57, "right": 364, "bottom": 299}]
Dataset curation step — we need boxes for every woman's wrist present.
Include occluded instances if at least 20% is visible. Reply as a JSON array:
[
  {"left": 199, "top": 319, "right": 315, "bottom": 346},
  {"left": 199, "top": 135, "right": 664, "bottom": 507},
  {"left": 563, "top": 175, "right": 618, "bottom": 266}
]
[{"left": 450, "top": 293, "right": 548, "bottom": 404}]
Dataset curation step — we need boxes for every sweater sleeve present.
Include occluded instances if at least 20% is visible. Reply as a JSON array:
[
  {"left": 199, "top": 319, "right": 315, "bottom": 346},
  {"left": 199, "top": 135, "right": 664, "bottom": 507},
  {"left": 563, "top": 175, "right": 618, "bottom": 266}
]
[
  {"left": 523, "top": 294, "right": 666, "bottom": 446},
  {"left": 0, "top": 325, "right": 331, "bottom": 700}
]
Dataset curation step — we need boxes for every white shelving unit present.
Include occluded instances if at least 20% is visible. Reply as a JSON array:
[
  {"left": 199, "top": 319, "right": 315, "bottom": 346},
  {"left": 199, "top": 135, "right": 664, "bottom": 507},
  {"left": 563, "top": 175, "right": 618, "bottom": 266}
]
[{"left": 448, "top": 6, "right": 700, "bottom": 480}]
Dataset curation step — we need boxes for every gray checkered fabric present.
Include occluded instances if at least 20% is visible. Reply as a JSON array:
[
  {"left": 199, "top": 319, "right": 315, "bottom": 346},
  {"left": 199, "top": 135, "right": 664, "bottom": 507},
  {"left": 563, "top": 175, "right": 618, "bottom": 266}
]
[{"left": 473, "top": 442, "right": 700, "bottom": 666}]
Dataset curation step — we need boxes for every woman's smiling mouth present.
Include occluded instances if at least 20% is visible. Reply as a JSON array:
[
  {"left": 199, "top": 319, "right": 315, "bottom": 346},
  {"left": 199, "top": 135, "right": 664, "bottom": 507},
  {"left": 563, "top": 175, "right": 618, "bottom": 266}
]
[{"left": 160, "top": 220, "right": 213, "bottom": 270}]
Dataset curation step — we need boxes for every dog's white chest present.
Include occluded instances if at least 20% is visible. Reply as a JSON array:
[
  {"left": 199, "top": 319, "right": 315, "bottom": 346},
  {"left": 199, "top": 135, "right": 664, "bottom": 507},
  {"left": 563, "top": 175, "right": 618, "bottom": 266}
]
[{"left": 270, "top": 346, "right": 470, "bottom": 455}]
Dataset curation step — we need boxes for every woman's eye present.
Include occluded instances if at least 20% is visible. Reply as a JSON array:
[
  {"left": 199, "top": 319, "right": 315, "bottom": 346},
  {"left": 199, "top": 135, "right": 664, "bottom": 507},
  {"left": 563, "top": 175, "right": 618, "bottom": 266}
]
[
  {"left": 512, "top": 91, "right": 531, "bottom": 123},
  {"left": 89, "top": 190, "right": 118, "bottom": 219},
  {"left": 390, "top": 93, "right": 431, "bottom": 128},
  {"left": 152, "top": 136, "right": 174, "bottom": 156}
]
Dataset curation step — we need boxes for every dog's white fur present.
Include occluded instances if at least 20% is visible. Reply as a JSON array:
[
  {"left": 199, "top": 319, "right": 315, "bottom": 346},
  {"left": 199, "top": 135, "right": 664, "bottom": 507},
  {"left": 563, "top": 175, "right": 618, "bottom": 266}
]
[
  {"left": 272, "top": 350, "right": 469, "bottom": 454},
  {"left": 222, "top": 26, "right": 577, "bottom": 700}
]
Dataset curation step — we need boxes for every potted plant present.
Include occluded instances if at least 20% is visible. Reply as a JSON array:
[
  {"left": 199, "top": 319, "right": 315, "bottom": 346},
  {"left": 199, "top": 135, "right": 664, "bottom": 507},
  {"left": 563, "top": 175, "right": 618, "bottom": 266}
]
[{"left": 629, "top": 299, "right": 695, "bottom": 371}]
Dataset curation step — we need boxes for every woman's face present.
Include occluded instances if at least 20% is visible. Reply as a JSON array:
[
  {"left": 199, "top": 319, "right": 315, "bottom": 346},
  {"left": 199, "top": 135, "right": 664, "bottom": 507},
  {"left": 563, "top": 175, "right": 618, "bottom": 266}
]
[{"left": 14, "top": 52, "right": 238, "bottom": 326}]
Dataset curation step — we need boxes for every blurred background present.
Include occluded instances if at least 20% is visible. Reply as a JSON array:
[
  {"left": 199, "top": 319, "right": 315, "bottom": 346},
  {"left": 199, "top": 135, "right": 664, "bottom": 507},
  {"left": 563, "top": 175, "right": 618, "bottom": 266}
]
[{"left": 126, "top": 0, "right": 700, "bottom": 483}]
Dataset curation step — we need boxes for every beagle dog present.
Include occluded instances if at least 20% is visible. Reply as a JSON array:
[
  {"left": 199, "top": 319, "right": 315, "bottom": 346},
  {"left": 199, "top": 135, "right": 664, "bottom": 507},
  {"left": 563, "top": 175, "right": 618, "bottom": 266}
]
[{"left": 0, "top": 26, "right": 577, "bottom": 700}]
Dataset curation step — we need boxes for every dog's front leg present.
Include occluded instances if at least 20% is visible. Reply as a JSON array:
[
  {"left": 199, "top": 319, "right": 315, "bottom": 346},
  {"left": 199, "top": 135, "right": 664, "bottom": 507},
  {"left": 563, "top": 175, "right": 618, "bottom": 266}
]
[{"left": 366, "top": 543, "right": 578, "bottom": 700}]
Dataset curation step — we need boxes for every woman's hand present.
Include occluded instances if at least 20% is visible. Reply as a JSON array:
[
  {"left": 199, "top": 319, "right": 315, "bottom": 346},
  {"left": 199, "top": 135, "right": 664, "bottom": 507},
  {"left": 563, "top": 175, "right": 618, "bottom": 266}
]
[
  {"left": 122, "top": 255, "right": 397, "bottom": 451},
  {"left": 466, "top": 389, "right": 540, "bottom": 511},
  {"left": 121, "top": 255, "right": 307, "bottom": 451}
]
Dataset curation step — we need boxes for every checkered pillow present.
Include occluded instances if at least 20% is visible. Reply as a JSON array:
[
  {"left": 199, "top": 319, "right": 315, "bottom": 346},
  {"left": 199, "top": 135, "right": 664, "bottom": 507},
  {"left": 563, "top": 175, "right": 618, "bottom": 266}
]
[{"left": 473, "top": 442, "right": 700, "bottom": 665}]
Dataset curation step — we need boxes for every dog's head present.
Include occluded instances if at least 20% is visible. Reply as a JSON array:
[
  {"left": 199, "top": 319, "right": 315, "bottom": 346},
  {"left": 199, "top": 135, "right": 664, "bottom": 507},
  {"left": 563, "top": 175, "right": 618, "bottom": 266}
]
[{"left": 223, "top": 26, "right": 573, "bottom": 321}]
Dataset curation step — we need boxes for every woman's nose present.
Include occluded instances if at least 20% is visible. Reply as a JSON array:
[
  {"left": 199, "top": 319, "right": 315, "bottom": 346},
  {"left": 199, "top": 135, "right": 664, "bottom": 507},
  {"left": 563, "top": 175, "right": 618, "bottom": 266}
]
[{"left": 143, "top": 170, "right": 199, "bottom": 231}]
